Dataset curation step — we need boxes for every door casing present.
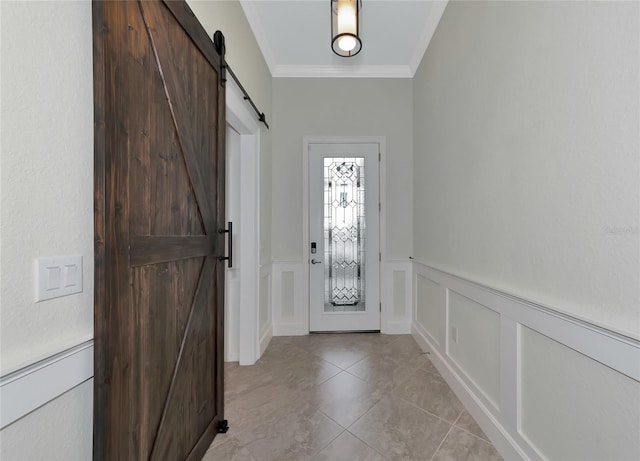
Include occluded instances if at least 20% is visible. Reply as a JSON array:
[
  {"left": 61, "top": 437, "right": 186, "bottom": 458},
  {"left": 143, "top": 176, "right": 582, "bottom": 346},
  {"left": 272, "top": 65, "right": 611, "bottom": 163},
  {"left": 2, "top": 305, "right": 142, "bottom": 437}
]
[
  {"left": 302, "top": 136, "right": 388, "bottom": 334},
  {"left": 225, "top": 76, "right": 264, "bottom": 365},
  {"left": 308, "top": 143, "right": 381, "bottom": 331},
  {"left": 225, "top": 125, "right": 241, "bottom": 361}
]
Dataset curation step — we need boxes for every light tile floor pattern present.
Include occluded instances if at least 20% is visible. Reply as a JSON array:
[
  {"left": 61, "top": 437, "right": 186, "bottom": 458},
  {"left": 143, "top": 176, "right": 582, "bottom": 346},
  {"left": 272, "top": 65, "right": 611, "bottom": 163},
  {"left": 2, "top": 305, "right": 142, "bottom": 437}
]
[{"left": 203, "top": 334, "right": 504, "bottom": 461}]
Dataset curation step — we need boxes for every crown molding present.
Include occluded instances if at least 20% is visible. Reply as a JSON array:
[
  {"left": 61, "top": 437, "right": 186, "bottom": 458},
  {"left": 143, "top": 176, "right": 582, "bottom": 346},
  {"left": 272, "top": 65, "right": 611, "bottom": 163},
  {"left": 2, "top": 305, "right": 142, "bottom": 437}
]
[
  {"left": 408, "top": 0, "right": 449, "bottom": 75},
  {"left": 272, "top": 64, "right": 414, "bottom": 79}
]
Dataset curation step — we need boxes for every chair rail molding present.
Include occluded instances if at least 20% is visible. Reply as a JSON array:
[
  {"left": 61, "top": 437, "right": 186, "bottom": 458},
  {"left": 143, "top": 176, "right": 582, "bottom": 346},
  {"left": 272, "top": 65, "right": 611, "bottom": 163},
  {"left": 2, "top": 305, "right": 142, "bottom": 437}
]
[{"left": 0, "top": 338, "right": 94, "bottom": 429}]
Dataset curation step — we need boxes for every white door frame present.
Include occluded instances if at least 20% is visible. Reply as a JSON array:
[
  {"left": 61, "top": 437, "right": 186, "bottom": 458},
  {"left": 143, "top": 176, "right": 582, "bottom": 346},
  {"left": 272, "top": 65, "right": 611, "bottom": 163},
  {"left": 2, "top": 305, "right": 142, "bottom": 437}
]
[
  {"left": 226, "top": 78, "right": 262, "bottom": 365},
  {"left": 302, "top": 136, "right": 387, "bottom": 334},
  {"left": 225, "top": 125, "right": 241, "bottom": 362}
]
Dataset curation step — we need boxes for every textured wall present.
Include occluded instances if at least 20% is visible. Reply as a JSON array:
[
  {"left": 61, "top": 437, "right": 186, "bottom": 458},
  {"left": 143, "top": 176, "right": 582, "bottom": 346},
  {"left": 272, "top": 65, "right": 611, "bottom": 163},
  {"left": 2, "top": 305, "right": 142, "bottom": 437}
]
[
  {"left": 272, "top": 78, "right": 414, "bottom": 261},
  {"left": 0, "top": 2, "right": 96, "bottom": 457},
  {"left": 0, "top": 0, "right": 94, "bottom": 376},
  {"left": 413, "top": 1, "right": 640, "bottom": 338}
]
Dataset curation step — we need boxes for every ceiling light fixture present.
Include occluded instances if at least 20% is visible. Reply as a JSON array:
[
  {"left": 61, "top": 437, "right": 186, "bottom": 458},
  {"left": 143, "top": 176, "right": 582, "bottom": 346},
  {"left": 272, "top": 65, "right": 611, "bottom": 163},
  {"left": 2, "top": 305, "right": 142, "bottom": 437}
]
[{"left": 331, "top": 0, "right": 362, "bottom": 57}]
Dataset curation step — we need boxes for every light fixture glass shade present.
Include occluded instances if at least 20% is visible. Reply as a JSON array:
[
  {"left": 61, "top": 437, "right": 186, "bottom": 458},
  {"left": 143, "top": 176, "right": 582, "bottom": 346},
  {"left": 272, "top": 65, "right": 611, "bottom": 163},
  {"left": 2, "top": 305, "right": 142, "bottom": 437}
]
[{"left": 331, "top": 0, "right": 362, "bottom": 57}]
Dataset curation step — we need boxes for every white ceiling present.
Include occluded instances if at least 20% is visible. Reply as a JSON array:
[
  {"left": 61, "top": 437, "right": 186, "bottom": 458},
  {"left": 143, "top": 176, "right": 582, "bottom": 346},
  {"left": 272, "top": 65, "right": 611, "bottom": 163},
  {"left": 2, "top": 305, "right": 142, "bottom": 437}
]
[{"left": 240, "top": 0, "right": 448, "bottom": 78}]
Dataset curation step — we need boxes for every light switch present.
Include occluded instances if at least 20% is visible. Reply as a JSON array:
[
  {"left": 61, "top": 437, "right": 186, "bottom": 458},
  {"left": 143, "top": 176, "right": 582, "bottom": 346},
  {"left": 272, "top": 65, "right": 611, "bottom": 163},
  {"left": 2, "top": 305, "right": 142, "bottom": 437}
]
[
  {"left": 63, "top": 264, "right": 79, "bottom": 287},
  {"left": 36, "top": 256, "right": 83, "bottom": 302},
  {"left": 46, "top": 266, "right": 61, "bottom": 291}
]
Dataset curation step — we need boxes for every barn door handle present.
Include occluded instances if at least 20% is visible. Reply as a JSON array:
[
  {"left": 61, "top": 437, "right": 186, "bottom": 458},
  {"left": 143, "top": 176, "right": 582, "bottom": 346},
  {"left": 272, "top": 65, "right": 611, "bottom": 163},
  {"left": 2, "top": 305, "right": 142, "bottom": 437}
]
[{"left": 218, "top": 221, "right": 233, "bottom": 268}]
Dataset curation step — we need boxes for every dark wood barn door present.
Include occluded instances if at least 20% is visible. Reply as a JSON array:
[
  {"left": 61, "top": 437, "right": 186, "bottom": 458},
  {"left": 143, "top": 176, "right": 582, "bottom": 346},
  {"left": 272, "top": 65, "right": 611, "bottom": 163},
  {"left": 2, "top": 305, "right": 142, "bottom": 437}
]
[{"left": 93, "top": 1, "right": 227, "bottom": 459}]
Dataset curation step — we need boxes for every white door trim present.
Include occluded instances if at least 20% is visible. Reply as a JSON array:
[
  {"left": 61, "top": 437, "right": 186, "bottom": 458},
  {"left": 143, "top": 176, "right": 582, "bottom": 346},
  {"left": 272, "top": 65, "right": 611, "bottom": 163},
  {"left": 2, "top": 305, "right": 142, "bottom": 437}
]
[
  {"left": 302, "top": 136, "right": 387, "bottom": 334},
  {"left": 226, "top": 78, "right": 264, "bottom": 365},
  {"left": 225, "top": 125, "right": 241, "bottom": 362}
]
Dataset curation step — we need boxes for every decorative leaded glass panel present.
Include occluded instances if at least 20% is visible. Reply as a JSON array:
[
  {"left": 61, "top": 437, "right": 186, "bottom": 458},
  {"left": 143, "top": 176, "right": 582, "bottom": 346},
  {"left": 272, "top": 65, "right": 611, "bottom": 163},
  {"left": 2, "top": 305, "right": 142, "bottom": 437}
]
[{"left": 323, "top": 157, "right": 366, "bottom": 312}]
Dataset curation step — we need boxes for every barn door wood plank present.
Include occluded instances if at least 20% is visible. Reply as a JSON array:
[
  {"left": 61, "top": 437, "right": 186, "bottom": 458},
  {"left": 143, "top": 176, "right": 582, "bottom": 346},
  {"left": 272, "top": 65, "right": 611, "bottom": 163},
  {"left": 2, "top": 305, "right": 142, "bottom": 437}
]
[
  {"left": 149, "top": 255, "right": 217, "bottom": 460},
  {"left": 162, "top": 0, "right": 222, "bottom": 75},
  {"left": 93, "top": 1, "right": 226, "bottom": 459},
  {"left": 130, "top": 235, "right": 214, "bottom": 267},
  {"left": 139, "top": 0, "right": 218, "bottom": 235}
]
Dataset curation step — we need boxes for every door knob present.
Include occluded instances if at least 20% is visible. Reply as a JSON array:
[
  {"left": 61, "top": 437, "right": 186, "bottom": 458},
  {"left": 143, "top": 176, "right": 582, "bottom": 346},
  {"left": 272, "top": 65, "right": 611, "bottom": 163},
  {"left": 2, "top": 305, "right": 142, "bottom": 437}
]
[{"left": 311, "top": 259, "right": 322, "bottom": 264}]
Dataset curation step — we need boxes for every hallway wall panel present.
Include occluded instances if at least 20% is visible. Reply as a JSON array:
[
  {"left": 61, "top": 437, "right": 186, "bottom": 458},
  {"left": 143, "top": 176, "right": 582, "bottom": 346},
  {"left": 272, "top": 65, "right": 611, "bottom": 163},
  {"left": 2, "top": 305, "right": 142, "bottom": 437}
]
[
  {"left": 412, "top": 0, "right": 640, "bottom": 339},
  {"left": 412, "top": 3, "right": 640, "bottom": 459},
  {"left": 272, "top": 78, "right": 413, "bottom": 261}
]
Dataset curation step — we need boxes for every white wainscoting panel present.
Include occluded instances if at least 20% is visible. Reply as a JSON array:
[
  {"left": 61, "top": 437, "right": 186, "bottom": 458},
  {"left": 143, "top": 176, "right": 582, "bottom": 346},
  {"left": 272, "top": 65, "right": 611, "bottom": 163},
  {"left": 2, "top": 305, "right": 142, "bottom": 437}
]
[
  {"left": 413, "top": 272, "right": 444, "bottom": 346},
  {"left": 412, "top": 261, "right": 640, "bottom": 461},
  {"left": 272, "top": 260, "right": 308, "bottom": 336},
  {"left": 272, "top": 259, "right": 412, "bottom": 336},
  {"left": 259, "top": 264, "right": 273, "bottom": 356},
  {"left": 519, "top": 326, "right": 640, "bottom": 460},
  {"left": 0, "top": 340, "right": 93, "bottom": 429},
  {"left": 381, "top": 260, "right": 412, "bottom": 334},
  {"left": 448, "top": 290, "right": 501, "bottom": 410}
]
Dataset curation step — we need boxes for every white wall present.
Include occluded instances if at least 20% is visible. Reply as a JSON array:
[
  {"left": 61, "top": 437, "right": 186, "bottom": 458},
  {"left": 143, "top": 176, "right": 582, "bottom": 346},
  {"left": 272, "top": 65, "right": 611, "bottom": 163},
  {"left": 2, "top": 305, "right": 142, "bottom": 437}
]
[
  {"left": 0, "top": 0, "right": 94, "bottom": 381},
  {"left": 412, "top": 1, "right": 640, "bottom": 459},
  {"left": 413, "top": 0, "right": 640, "bottom": 339},
  {"left": 271, "top": 78, "right": 413, "bottom": 334},
  {"left": 1, "top": 1, "right": 94, "bottom": 458},
  {"left": 272, "top": 78, "right": 413, "bottom": 261}
]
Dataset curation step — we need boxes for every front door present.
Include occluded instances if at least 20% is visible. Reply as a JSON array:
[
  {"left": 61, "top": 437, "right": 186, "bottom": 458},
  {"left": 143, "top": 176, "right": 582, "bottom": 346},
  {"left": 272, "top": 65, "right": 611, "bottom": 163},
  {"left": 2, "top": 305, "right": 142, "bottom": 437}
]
[
  {"left": 93, "top": 1, "right": 227, "bottom": 459},
  {"left": 309, "top": 143, "right": 380, "bottom": 332}
]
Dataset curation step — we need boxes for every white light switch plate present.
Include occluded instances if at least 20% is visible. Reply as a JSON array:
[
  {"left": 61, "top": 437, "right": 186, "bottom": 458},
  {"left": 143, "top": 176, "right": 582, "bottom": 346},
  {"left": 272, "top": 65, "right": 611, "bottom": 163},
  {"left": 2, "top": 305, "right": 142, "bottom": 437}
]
[{"left": 35, "top": 255, "right": 83, "bottom": 302}]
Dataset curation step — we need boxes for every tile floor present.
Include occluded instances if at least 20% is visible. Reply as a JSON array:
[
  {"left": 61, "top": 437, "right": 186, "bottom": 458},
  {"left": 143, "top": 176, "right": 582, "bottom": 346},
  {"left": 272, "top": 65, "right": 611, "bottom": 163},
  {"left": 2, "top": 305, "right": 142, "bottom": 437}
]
[{"left": 203, "top": 334, "right": 504, "bottom": 461}]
